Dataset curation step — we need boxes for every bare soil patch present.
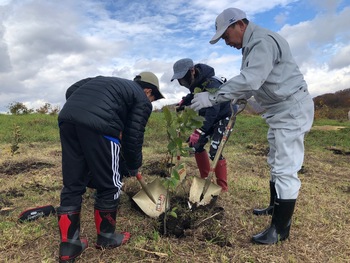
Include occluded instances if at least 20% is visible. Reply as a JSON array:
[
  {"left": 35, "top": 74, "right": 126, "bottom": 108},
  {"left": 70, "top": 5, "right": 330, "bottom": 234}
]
[
  {"left": 1, "top": 143, "right": 350, "bottom": 262},
  {"left": 0, "top": 159, "right": 55, "bottom": 175},
  {"left": 127, "top": 159, "right": 228, "bottom": 244}
]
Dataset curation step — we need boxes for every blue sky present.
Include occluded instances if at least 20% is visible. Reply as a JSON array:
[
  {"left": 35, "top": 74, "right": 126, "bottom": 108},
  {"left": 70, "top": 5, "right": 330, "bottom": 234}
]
[{"left": 0, "top": 0, "right": 349, "bottom": 112}]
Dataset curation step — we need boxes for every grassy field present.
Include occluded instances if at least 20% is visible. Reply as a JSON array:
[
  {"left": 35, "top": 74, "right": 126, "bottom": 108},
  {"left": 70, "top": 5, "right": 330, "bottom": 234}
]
[{"left": 0, "top": 112, "right": 349, "bottom": 262}]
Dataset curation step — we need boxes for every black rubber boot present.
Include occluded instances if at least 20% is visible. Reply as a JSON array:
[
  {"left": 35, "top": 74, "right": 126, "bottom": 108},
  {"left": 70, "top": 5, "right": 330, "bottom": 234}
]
[
  {"left": 57, "top": 206, "right": 88, "bottom": 263},
  {"left": 252, "top": 199, "right": 296, "bottom": 245},
  {"left": 253, "top": 181, "right": 276, "bottom": 216},
  {"left": 94, "top": 198, "right": 130, "bottom": 249}
]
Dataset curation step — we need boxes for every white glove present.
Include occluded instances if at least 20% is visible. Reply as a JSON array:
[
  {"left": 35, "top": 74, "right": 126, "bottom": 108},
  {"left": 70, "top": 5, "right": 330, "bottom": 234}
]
[{"left": 190, "top": 92, "right": 213, "bottom": 111}]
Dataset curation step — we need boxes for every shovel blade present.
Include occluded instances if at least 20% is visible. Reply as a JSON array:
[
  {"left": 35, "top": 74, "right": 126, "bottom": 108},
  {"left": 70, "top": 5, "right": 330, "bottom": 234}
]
[
  {"left": 189, "top": 176, "right": 222, "bottom": 206},
  {"left": 132, "top": 178, "right": 168, "bottom": 218}
]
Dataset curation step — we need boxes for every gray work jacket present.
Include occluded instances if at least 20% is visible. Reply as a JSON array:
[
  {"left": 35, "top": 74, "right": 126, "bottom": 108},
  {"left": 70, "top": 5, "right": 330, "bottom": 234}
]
[{"left": 209, "top": 22, "right": 308, "bottom": 113}]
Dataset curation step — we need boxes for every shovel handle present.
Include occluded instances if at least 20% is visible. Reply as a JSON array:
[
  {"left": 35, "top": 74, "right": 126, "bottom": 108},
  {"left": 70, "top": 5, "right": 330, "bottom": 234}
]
[
  {"left": 136, "top": 173, "right": 157, "bottom": 204},
  {"left": 199, "top": 99, "right": 247, "bottom": 202}
]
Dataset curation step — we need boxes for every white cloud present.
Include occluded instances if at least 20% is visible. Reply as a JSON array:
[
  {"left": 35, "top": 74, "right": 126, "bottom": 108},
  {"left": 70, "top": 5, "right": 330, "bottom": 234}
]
[
  {"left": 329, "top": 45, "right": 350, "bottom": 70},
  {"left": 305, "top": 64, "right": 350, "bottom": 97},
  {"left": 0, "top": 0, "right": 349, "bottom": 113},
  {"left": 0, "top": 0, "right": 11, "bottom": 6},
  {"left": 274, "top": 12, "right": 289, "bottom": 25}
]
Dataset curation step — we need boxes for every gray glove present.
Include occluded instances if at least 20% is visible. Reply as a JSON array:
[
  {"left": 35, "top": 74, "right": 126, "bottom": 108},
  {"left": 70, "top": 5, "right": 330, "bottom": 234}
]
[{"left": 190, "top": 92, "right": 213, "bottom": 111}]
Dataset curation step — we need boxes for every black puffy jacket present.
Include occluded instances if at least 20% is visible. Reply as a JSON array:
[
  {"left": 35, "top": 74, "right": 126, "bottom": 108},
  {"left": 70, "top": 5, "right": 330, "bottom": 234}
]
[{"left": 58, "top": 76, "right": 152, "bottom": 170}]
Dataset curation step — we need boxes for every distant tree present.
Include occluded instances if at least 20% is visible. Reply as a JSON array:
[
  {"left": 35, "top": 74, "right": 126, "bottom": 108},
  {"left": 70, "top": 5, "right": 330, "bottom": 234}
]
[
  {"left": 49, "top": 105, "right": 60, "bottom": 115},
  {"left": 36, "top": 103, "right": 52, "bottom": 114},
  {"left": 7, "top": 102, "right": 34, "bottom": 115},
  {"left": 6, "top": 101, "right": 60, "bottom": 115}
]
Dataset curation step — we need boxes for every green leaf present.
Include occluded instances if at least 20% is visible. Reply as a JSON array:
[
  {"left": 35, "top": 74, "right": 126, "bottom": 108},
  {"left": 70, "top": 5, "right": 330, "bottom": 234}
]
[
  {"left": 168, "top": 211, "right": 177, "bottom": 218},
  {"left": 167, "top": 140, "right": 177, "bottom": 153},
  {"left": 171, "top": 169, "right": 180, "bottom": 181},
  {"left": 193, "top": 87, "right": 202, "bottom": 94},
  {"left": 167, "top": 127, "right": 178, "bottom": 139},
  {"left": 163, "top": 106, "right": 172, "bottom": 126}
]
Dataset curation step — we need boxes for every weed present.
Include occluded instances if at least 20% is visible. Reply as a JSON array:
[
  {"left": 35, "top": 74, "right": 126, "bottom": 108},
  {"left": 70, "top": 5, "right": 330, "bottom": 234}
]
[{"left": 10, "top": 124, "right": 21, "bottom": 156}]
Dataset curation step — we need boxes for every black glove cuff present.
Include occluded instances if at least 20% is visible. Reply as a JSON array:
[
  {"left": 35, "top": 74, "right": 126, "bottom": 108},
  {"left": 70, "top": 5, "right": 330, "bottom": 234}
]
[{"left": 195, "top": 128, "right": 206, "bottom": 136}]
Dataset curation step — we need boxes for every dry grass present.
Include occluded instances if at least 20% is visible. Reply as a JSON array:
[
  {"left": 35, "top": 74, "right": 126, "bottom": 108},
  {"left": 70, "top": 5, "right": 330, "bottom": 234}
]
[
  {"left": 312, "top": 125, "right": 346, "bottom": 131},
  {"left": 0, "top": 139, "right": 349, "bottom": 263}
]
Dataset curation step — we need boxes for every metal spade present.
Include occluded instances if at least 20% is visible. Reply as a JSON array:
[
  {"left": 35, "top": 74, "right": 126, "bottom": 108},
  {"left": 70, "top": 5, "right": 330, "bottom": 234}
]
[{"left": 132, "top": 173, "right": 168, "bottom": 218}]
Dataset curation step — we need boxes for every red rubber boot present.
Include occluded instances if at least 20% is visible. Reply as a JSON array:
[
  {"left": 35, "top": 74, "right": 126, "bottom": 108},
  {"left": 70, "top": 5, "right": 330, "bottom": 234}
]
[
  {"left": 215, "top": 159, "right": 228, "bottom": 192},
  {"left": 194, "top": 150, "right": 210, "bottom": 179}
]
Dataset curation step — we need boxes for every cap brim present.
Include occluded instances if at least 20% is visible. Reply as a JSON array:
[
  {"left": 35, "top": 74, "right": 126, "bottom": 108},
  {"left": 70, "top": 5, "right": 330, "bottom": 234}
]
[
  {"left": 155, "top": 92, "right": 165, "bottom": 100},
  {"left": 153, "top": 87, "right": 165, "bottom": 100},
  {"left": 209, "top": 26, "right": 227, "bottom": 44},
  {"left": 170, "top": 70, "right": 188, "bottom": 81}
]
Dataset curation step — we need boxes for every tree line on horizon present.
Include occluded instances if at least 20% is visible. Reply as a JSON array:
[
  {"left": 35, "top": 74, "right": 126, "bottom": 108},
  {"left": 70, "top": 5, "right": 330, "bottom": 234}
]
[
  {"left": 313, "top": 88, "right": 349, "bottom": 120},
  {"left": 3, "top": 88, "right": 349, "bottom": 120},
  {"left": 313, "top": 88, "right": 350, "bottom": 109}
]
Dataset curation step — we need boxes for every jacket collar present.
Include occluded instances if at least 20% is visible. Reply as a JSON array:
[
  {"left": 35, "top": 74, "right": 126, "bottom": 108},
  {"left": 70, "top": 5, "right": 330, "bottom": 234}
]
[{"left": 242, "top": 21, "right": 257, "bottom": 51}]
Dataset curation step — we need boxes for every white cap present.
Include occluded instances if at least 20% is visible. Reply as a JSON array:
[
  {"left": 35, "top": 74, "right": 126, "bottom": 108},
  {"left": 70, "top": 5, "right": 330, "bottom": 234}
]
[
  {"left": 134, "top": 71, "right": 165, "bottom": 100},
  {"left": 210, "top": 8, "right": 247, "bottom": 44}
]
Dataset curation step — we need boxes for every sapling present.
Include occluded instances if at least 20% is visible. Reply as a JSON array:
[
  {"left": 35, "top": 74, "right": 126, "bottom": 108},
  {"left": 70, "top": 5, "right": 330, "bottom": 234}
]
[{"left": 161, "top": 106, "right": 204, "bottom": 234}]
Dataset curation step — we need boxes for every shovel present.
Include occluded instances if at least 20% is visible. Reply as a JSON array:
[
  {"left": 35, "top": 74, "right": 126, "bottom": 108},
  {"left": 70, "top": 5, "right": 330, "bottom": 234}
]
[
  {"left": 132, "top": 173, "right": 168, "bottom": 218},
  {"left": 189, "top": 99, "right": 247, "bottom": 206}
]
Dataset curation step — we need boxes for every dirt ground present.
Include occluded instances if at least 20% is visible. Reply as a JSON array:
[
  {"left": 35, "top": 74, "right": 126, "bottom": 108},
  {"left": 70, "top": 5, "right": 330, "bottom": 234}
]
[{"left": 0, "top": 141, "right": 349, "bottom": 262}]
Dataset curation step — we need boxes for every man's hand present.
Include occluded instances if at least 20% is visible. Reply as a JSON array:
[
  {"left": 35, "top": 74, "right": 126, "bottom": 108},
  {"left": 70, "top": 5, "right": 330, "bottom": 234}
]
[{"left": 190, "top": 92, "right": 212, "bottom": 111}]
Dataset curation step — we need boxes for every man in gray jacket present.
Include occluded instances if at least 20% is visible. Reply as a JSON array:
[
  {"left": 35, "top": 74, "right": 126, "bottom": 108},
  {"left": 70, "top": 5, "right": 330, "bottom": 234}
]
[
  {"left": 190, "top": 8, "right": 314, "bottom": 244},
  {"left": 57, "top": 72, "right": 164, "bottom": 262}
]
